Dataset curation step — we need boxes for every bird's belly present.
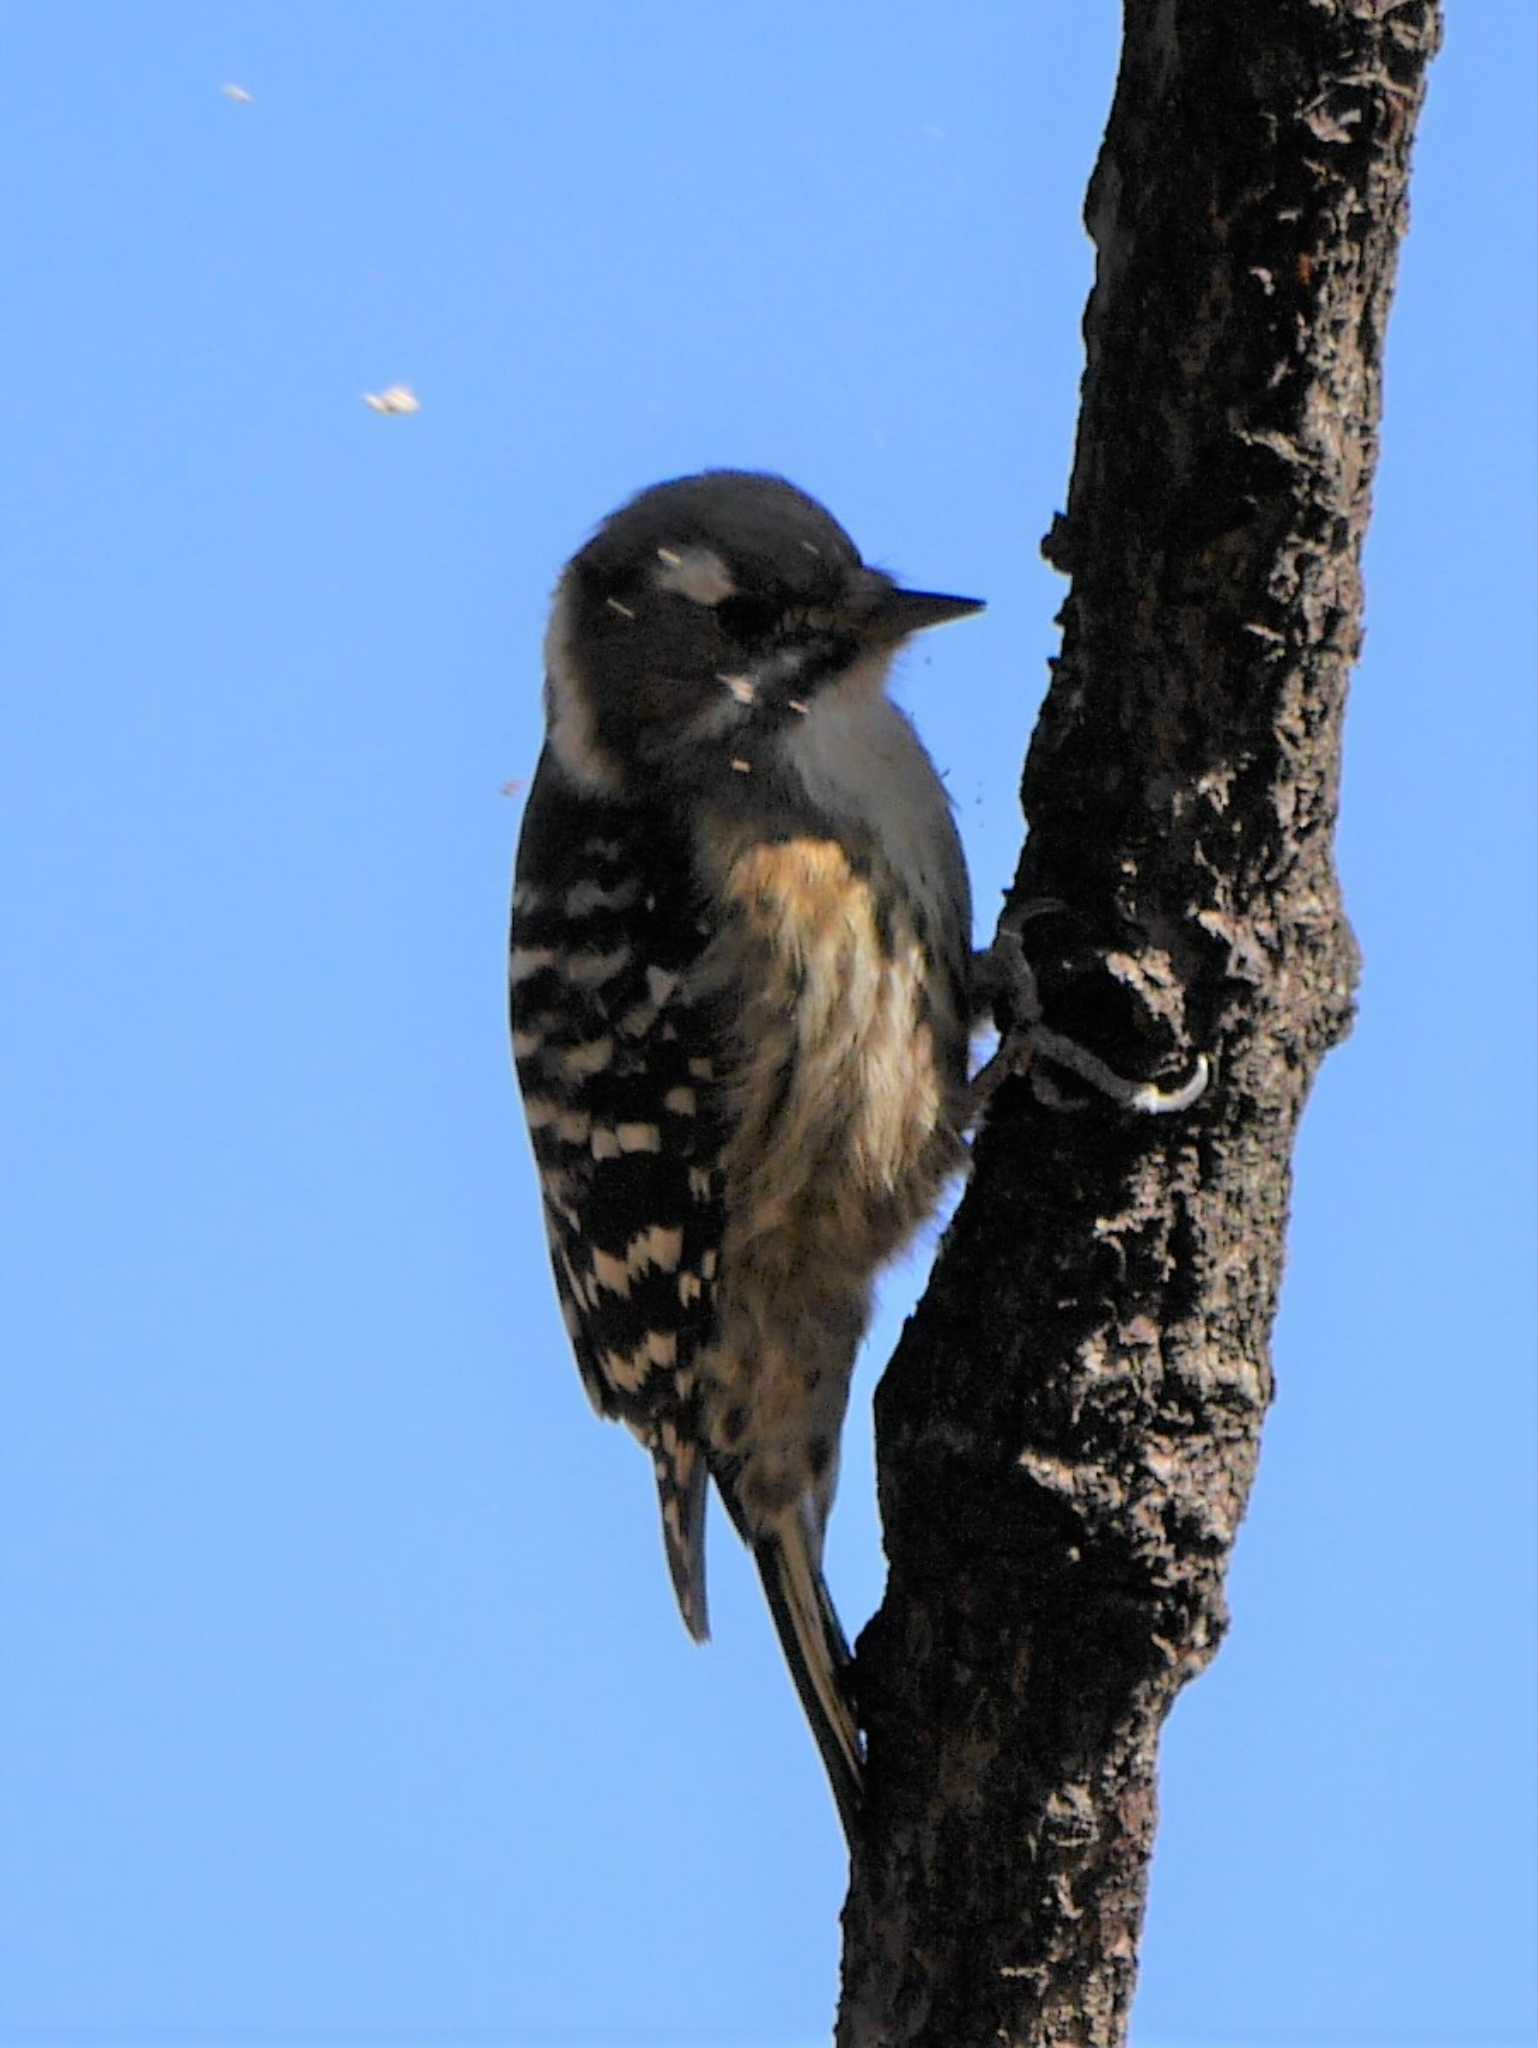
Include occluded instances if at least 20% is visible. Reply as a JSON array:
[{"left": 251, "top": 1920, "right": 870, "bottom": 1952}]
[
  {"left": 710, "top": 834, "right": 965, "bottom": 1284},
  {"left": 696, "top": 836, "right": 965, "bottom": 1528}
]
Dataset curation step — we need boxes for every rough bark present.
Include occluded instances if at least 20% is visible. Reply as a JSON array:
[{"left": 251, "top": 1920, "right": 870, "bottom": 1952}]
[{"left": 838, "top": 5, "right": 1441, "bottom": 2044}]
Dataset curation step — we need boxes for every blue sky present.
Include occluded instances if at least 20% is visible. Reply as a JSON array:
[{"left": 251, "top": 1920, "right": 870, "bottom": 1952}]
[{"left": 1, "top": 5, "right": 1532, "bottom": 2045}]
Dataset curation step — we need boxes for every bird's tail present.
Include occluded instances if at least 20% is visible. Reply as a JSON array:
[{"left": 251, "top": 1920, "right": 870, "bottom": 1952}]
[
  {"left": 653, "top": 1432, "right": 711, "bottom": 1643},
  {"left": 754, "top": 1513, "right": 863, "bottom": 1841}
]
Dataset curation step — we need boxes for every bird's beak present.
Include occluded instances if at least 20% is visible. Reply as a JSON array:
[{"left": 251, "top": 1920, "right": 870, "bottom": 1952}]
[{"left": 866, "top": 585, "right": 986, "bottom": 640}]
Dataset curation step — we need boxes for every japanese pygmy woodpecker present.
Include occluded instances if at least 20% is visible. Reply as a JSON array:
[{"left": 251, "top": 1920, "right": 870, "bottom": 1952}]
[{"left": 509, "top": 471, "right": 985, "bottom": 1837}]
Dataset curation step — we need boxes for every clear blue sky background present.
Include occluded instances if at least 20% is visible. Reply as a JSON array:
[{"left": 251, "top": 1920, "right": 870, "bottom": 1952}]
[{"left": 2, "top": 5, "right": 1532, "bottom": 2045}]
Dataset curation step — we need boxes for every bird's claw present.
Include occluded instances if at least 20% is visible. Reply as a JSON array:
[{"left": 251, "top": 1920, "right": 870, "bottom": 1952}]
[{"left": 970, "top": 907, "right": 1211, "bottom": 1124}]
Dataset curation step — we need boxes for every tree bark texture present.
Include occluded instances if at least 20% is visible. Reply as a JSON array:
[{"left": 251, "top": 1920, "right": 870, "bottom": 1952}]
[{"left": 838, "top": 6, "right": 1441, "bottom": 2044}]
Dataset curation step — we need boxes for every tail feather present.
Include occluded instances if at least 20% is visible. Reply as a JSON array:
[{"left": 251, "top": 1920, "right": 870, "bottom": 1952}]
[
  {"left": 654, "top": 1435, "right": 710, "bottom": 1643},
  {"left": 754, "top": 1520, "right": 863, "bottom": 1841}
]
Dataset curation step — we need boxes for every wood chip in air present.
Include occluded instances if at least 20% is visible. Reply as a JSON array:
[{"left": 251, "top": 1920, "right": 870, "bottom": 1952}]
[{"left": 362, "top": 385, "right": 421, "bottom": 415}]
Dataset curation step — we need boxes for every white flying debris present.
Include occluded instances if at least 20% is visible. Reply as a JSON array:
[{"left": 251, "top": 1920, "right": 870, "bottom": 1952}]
[
  {"left": 362, "top": 385, "right": 421, "bottom": 415},
  {"left": 221, "top": 84, "right": 253, "bottom": 104}
]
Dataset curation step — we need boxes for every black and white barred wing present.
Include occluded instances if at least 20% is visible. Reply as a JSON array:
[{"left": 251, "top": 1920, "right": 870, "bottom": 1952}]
[{"left": 509, "top": 759, "right": 725, "bottom": 1638}]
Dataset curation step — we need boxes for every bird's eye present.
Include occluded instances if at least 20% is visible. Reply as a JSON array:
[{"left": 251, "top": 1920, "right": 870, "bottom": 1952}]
[{"left": 716, "top": 595, "right": 780, "bottom": 646}]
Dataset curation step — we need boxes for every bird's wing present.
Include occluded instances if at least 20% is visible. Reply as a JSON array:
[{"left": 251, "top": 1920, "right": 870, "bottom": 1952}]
[{"left": 510, "top": 750, "right": 727, "bottom": 1635}]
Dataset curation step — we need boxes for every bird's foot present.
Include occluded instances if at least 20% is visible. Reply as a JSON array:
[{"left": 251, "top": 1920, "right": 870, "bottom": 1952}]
[{"left": 969, "top": 905, "right": 1210, "bottom": 1126}]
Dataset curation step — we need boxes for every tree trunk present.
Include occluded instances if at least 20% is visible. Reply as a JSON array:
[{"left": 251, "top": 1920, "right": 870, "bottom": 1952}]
[{"left": 838, "top": 5, "right": 1442, "bottom": 2043}]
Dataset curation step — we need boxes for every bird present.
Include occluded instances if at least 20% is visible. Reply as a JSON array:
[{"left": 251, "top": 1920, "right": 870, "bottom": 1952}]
[{"left": 508, "top": 470, "right": 984, "bottom": 1838}]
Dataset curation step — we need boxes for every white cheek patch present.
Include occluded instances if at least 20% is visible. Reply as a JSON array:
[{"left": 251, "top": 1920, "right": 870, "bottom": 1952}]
[
  {"left": 654, "top": 545, "right": 736, "bottom": 607},
  {"left": 543, "top": 577, "right": 625, "bottom": 792}
]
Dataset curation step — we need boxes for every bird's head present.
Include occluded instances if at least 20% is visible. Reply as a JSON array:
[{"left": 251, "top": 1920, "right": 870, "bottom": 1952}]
[{"left": 542, "top": 470, "right": 983, "bottom": 795}]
